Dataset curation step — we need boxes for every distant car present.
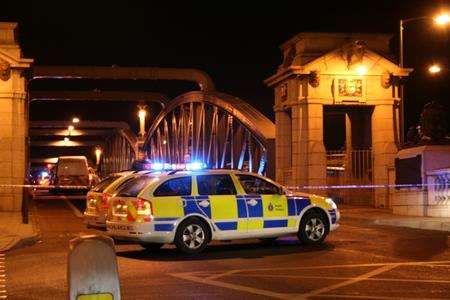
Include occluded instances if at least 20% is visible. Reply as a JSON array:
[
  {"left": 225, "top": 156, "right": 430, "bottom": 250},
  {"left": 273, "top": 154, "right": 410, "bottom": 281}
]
[
  {"left": 52, "top": 156, "right": 90, "bottom": 194},
  {"left": 106, "top": 168, "right": 340, "bottom": 254}
]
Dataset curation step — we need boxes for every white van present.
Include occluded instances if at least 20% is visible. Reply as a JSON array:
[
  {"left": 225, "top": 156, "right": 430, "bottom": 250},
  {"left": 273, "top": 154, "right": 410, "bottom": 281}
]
[{"left": 52, "top": 156, "right": 90, "bottom": 194}]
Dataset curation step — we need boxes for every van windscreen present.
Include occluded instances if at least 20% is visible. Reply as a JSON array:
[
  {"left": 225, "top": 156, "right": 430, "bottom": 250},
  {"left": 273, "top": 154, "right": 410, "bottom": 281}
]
[{"left": 57, "top": 160, "right": 87, "bottom": 176}]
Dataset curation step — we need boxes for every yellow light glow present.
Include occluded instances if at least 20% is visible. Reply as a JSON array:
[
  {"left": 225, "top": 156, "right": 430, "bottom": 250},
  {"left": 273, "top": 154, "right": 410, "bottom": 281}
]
[
  {"left": 138, "top": 107, "right": 147, "bottom": 136},
  {"left": 138, "top": 109, "right": 147, "bottom": 119},
  {"left": 95, "top": 147, "right": 102, "bottom": 165},
  {"left": 434, "top": 13, "right": 450, "bottom": 25},
  {"left": 356, "top": 65, "right": 367, "bottom": 75},
  {"left": 68, "top": 125, "right": 74, "bottom": 131},
  {"left": 163, "top": 140, "right": 167, "bottom": 145},
  {"left": 428, "top": 64, "right": 441, "bottom": 74},
  {"left": 72, "top": 117, "right": 80, "bottom": 123}
]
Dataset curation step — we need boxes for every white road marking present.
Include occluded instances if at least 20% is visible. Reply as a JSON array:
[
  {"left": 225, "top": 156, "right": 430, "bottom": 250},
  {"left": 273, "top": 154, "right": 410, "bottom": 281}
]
[
  {"left": 428, "top": 264, "right": 450, "bottom": 267},
  {"left": 170, "top": 272, "right": 291, "bottom": 299},
  {"left": 317, "top": 295, "right": 450, "bottom": 300},
  {"left": 171, "top": 261, "right": 450, "bottom": 299},
  {"left": 186, "top": 260, "right": 450, "bottom": 275},
  {"left": 206, "top": 269, "right": 242, "bottom": 280},
  {"left": 298, "top": 264, "right": 399, "bottom": 299},
  {"left": 232, "top": 273, "right": 450, "bottom": 284},
  {"left": 0, "top": 253, "right": 6, "bottom": 299},
  {"left": 63, "top": 198, "right": 83, "bottom": 218}
]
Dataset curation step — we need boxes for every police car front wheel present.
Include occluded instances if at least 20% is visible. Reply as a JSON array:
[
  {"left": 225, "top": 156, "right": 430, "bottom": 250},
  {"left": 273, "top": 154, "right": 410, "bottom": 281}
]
[
  {"left": 298, "top": 212, "right": 328, "bottom": 245},
  {"left": 174, "top": 219, "right": 209, "bottom": 254}
]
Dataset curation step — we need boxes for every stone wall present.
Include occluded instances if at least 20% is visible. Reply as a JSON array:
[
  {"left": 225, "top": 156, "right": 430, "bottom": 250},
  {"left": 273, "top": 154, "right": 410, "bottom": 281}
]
[
  {"left": 392, "top": 146, "right": 450, "bottom": 216},
  {"left": 266, "top": 33, "right": 411, "bottom": 205},
  {"left": 0, "top": 23, "right": 33, "bottom": 211}
]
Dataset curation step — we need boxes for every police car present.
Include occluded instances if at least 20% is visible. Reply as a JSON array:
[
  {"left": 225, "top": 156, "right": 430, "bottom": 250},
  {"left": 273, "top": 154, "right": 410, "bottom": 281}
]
[
  {"left": 106, "top": 167, "right": 339, "bottom": 254},
  {"left": 84, "top": 170, "right": 151, "bottom": 229}
]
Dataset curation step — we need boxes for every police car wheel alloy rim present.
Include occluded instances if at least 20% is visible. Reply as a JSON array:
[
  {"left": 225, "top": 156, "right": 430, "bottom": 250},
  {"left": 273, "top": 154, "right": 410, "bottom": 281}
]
[
  {"left": 182, "top": 224, "right": 205, "bottom": 250},
  {"left": 305, "top": 218, "right": 325, "bottom": 241}
]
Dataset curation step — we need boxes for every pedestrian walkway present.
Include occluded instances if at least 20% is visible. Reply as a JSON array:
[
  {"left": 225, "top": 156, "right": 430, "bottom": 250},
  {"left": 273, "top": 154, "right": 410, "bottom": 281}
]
[
  {"left": 0, "top": 211, "right": 39, "bottom": 252},
  {"left": 341, "top": 205, "right": 450, "bottom": 232}
]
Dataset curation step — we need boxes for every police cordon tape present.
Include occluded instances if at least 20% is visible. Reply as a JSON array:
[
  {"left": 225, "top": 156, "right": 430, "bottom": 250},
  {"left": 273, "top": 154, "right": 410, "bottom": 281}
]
[
  {"left": 286, "top": 183, "right": 448, "bottom": 190},
  {"left": 0, "top": 183, "right": 447, "bottom": 190},
  {"left": 0, "top": 184, "right": 89, "bottom": 189}
]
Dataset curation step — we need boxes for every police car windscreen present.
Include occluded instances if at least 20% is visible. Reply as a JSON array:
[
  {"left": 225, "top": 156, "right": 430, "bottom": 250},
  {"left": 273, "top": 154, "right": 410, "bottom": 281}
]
[
  {"left": 116, "top": 175, "right": 155, "bottom": 197},
  {"left": 91, "top": 175, "right": 121, "bottom": 192}
]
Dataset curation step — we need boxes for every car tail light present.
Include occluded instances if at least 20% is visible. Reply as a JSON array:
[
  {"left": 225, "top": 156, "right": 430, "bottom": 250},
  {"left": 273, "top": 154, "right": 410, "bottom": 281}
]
[
  {"left": 87, "top": 198, "right": 96, "bottom": 209},
  {"left": 136, "top": 198, "right": 153, "bottom": 222},
  {"left": 101, "top": 193, "right": 112, "bottom": 209}
]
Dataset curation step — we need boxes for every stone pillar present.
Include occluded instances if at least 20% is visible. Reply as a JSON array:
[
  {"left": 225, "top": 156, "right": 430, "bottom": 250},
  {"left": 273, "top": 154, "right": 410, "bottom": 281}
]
[
  {"left": 274, "top": 108, "right": 292, "bottom": 185},
  {"left": 292, "top": 101, "right": 326, "bottom": 188},
  {"left": 372, "top": 103, "right": 397, "bottom": 208},
  {"left": 0, "top": 23, "right": 33, "bottom": 211}
]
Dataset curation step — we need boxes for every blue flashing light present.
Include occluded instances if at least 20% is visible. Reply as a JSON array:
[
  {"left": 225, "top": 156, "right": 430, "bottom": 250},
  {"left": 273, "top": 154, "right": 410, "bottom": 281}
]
[
  {"left": 151, "top": 162, "right": 164, "bottom": 171},
  {"left": 150, "top": 161, "right": 206, "bottom": 171},
  {"left": 186, "top": 161, "right": 205, "bottom": 171}
]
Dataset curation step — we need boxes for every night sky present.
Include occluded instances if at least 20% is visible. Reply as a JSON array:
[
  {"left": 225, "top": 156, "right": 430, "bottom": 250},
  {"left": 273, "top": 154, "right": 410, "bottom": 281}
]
[{"left": 2, "top": 0, "right": 449, "bottom": 134}]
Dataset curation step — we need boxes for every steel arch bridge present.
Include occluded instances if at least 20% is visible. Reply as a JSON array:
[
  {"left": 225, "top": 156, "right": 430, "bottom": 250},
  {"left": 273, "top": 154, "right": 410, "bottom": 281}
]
[{"left": 144, "top": 91, "right": 275, "bottom": 176}]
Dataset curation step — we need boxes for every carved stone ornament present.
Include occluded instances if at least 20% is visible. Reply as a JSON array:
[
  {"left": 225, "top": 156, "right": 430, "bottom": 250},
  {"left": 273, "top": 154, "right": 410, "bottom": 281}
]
[
  {"left": 381, "top": 71, "right": 393, "bottom": 88},
  {"left": 0, "top": 59, "right": 11, "bottom": 81},
  {"left": 340, "top": 40, "right": 366, "bottom": 69},
  {"left": 308, "top": 70, "right": 320, "bottom": 87}
]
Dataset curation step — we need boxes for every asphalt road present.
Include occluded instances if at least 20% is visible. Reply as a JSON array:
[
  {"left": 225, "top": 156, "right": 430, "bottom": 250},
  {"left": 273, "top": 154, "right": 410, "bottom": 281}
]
[{"left": 4, "top": 198, "right": 450, "bottom": 299}]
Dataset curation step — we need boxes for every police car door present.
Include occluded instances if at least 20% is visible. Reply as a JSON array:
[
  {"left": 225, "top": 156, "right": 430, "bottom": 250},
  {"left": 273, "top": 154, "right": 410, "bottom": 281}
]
[
  {"left": 196, "top": 174, "right": 245, "bottom": 238},
  {"left": 236, "top": 174, "right": 292, "bottom": 235}
]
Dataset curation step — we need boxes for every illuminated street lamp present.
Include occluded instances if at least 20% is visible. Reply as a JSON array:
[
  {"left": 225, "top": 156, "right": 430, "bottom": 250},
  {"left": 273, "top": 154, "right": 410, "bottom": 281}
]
[
  {"left": 63, "top": 137, "right": 70, "bottom": 145},
  {"left": 398, "top": 11, "right": 449, "bottom": 145},
  {"left": 67, "top": 125, "right": 74, "bottom": 136},
  {"left": 95, "top": 147, "right": 102, "bottom": 165},
  {"left": 428, "top": 64, "right": 442, "bottom": 74},
  {"left": 72, "top": 117, "right": 80, "bottom": 124},
  {"left": 434, "top": 13, "right": 450, "bottom": 25},
  {"left": 138, "top": 106, "right": 147, "bottom": 136}
]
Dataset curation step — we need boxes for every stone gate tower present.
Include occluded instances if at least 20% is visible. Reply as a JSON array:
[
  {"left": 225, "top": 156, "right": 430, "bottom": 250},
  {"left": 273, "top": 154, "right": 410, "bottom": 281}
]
[
  {"left": 0, "top": 23, "right": 33, "bottom": 211},
  {"left": 265, "top": 33, "right": 412, "bottom": 207}
]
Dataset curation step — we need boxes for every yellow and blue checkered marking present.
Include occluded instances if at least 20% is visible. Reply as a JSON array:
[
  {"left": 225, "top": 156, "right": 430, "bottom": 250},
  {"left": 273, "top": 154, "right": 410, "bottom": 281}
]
[
  {"left": 183, "top": 195, "right": 211, "bottom": 218},
  {"left": 152, "top": 195, "right": 312, "bottom": 232},
  {"left": 328, "top": 209, "right": 337, "bottom": 224}
]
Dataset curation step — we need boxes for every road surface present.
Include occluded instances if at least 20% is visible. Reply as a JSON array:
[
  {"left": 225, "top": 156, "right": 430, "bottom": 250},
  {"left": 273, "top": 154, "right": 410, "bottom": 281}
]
[{"left": 4, "top": 198, "right": 450, "bottom": 299}]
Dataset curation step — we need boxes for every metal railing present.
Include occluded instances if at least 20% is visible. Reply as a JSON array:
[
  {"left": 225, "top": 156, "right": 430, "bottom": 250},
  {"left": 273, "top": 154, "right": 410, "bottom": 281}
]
[{"left": 326, "top": 149, "right": 374, "bottom": 205}]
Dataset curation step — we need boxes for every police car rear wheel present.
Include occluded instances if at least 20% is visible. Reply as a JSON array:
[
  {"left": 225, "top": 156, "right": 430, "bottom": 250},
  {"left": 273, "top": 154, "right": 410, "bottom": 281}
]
[
  {"left": 298, "top": 212, "right": 328, "bottom": 245},
  {"left": 175, "top": 219, "right": 209, "bottom": 254}
]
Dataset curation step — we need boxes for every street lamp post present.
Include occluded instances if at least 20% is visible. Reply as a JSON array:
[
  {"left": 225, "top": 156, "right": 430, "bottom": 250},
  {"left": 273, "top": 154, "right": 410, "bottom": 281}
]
[
  {"left": 138, "top": 106, "right": 147, "bottom": 137},
  {"left": 95, "top": 147, "right": 102, "bottom": 165},
  {"left": 398, "top": 12, "right": 449, "bottom": 145}
]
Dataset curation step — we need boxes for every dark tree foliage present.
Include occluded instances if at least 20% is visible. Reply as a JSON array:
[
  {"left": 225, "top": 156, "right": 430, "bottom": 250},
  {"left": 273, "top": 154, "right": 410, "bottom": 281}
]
[{"left": 419, "top": 101, "right": 448, "bottom": 143}]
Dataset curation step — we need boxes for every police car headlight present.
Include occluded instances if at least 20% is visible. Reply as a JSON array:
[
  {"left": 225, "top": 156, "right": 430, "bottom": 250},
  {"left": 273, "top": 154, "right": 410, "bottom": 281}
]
[{"left": 325, "top": 197, "right": 337, "bottom": 210}]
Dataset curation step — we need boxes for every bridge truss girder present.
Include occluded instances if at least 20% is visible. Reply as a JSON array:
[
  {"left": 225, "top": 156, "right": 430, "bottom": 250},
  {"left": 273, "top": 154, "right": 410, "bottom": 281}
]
[{"left": 145, "top": 91, "right": 275, "bottom": 176}]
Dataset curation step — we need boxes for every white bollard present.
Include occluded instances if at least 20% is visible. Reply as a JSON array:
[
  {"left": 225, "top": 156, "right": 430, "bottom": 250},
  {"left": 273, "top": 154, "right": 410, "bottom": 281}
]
[{"left": 68, "top": 235, "right": 121, "bottom": 300}]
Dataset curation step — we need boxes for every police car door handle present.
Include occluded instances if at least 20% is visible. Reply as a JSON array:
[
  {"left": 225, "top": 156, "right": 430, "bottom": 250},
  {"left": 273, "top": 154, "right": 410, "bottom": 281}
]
[
  {"left": 198, "top": 199, "right": 210, "bottom": 208},
  {"left": 246, "top": 199, "right": 258, "bottom": 206}
]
